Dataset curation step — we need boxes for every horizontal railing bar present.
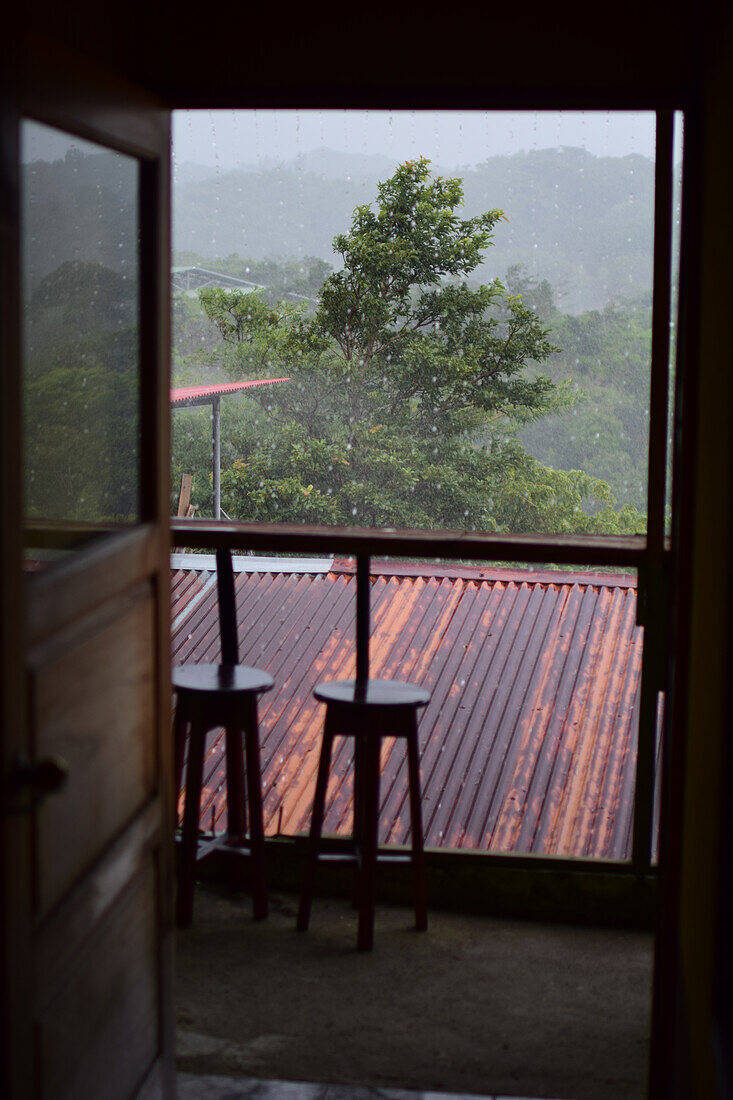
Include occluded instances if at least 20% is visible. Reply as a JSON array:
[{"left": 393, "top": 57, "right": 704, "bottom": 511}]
[
  {"left": 171, "top": 518, "right": 651, "bottom": 567},
  {"left": 24, "top": 520, "right": 120, "bottom": 549}
]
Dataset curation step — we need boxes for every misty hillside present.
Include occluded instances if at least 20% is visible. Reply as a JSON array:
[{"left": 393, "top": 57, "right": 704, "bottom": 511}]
[
  {"left": 23, "top": 148, "right": 138, "bottom": 291},
  {"left": 173, "top": 146, "right": 655, "bottom": 312},
  {"left": 23, "top": 145, "right": 654, "bottom": 313}
]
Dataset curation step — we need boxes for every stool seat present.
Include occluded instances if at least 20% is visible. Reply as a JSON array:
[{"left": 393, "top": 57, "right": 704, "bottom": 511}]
[
  {"left": 314, "top": 678, "right": 429, "bottom": 709},
  {"left": 174, "top": 663, "right": 274, "bottom": 696}
]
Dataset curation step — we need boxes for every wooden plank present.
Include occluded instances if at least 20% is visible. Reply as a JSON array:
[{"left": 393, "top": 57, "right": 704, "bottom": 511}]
[
  {"left": 172, "top": 518, "right": 649, "bottom": 567},
  {"left": 25, "top": 521, "right": 121, "bottom": 550},
  {"left": 36, "top": 797, "right": 161, "bottom": 1009},
  {"left": 0, "top": 49, "right": 35, "bottom": 1100},
  {"left": 136, "top": 1061, "right": 165, "bottom": 1100},
  {"left": 20, "top": 31, "right": 168, "bottom": 160},
  {"left": 649, "top": 101, "right": 704, "bottom": 1100},
  {"left": 30, "top": 588, "right": 156, "bottom": 919},
  {"left": 176, "top": 475, "right": 193, "bottom": 518},
  {"left": 141, "top": 127, "right": 176, "bottom": 1099},
  {"left": 138, "top": 7, "right": 697, "bottom": 113},
  {"left": 25, "top": 524, "right": 161, "bottom": 647},
  {"left": 139, "top": 148, "right": 171, "bottom": 528},
  {"left": 36, "top": 863, "right": 159, "bottom": 1100},
  {"left": 647, "top": 110, "right": 675, "bottom": 553}
]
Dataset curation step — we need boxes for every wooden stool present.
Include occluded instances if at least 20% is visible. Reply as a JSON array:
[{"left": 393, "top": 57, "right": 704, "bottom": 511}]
[
  {"left": 296, "top": 677, "right": 430, "bottom": 950},
  {"left": 173, "top": 548, "right": 273, "bottom": 928}
]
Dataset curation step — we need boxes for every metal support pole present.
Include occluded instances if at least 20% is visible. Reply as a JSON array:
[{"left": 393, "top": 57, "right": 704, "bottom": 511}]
[
  {"left": 212, "top": 395, "right": 221, "bottom": 520},
  {"left": 356, "top": 554, "right": 370, "bottom": 688}
]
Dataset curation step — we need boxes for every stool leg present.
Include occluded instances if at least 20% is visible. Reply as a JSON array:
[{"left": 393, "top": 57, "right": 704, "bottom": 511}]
[
  {"left": 243, "top": 697, "right": 268, "bottom": 921},
  {"left": 358, "top": 731, "right": 381, "bottom": 951},
  {"left": 177, "top": 715, "right": 206, "bottom": 929},
  {"left": 225, "top": 725, "right": 247, "bottom": 844},
  {"left": 407, "top": 716, "right": 428, "bottom": 932},
  {"left": 351, "top": 732, "right": 366, "bottom": 908},
  {"left": 173, "top": 699, "right": 188, "bottom": 831},
  {"left": 297, "top": 715, "right": 335, "bottom": 932}
]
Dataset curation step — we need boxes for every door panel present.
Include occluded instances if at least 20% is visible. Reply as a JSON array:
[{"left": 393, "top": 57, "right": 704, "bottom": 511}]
[{"left": 1, "top": 31, "right": 174, "bottom": 1100}]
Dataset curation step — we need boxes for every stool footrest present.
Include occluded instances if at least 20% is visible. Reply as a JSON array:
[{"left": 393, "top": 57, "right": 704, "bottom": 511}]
[
  {"left": 316, "top": 851, "right": 358, "bottom": 865},
  {"left": 175, "top": 832, "right": 259, "bottom": 862},
  {"left": 314, "top": 847, "right": 413, "bottom": 866}
]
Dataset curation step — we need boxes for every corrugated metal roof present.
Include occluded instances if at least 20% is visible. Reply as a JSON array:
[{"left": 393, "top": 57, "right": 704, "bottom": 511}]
[
  {"left": 172, "top": 559, "right": 652, "bottom": 862},
  {"left": 170, "top": 378, "right": 289, "bottom": 405}
]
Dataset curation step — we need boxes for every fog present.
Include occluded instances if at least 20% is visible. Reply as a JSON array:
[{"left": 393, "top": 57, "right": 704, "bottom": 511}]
[{"left": 173, "top": 109, "right": 656, "bottom": 175}]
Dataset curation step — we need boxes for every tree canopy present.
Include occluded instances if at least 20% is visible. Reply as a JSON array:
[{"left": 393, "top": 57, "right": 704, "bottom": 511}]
[{"left": 182, "top": 159, "right": 644, "bottom": 535}]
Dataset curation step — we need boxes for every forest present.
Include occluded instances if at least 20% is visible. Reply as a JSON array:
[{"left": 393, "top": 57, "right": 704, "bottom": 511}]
[{"left": 171, "top": 159, "right": 652, "bottom": 535}]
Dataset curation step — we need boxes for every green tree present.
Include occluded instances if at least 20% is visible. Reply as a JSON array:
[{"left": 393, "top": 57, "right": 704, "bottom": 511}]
[
  {"left": 517, "top": 284, "right": 652, "bottom": 515},
  {"left": 196, "top": 159, "right": 643, "bottom": 534}
]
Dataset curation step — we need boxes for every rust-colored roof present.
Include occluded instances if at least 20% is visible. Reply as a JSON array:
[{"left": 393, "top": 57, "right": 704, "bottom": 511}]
[
  {"left": 172, "top": 558, "right": 651, "bottom": 861},
  {"left": 170, "top": 378, "right": 289, "bottom": 405}
]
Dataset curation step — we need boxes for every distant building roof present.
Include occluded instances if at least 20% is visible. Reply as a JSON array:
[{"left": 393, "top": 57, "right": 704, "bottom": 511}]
[
  {"left": 170, "top": 378, "right": 289, "bottom": 407},
  {"left": 172, "top": 558, "right": 656, "bottom": 862},
  {"left": 172, "top": 265, "right": 265, "bottom": 297}
]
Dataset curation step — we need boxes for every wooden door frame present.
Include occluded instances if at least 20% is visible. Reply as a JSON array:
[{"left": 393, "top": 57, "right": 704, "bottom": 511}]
[{"left": 0, "top": 29, "right": 31, "bottom": 1100}]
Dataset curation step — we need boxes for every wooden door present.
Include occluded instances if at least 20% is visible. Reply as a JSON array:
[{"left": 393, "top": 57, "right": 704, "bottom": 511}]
[{"left": 1, "top": 34, "right": 174, "bottom": 1100}]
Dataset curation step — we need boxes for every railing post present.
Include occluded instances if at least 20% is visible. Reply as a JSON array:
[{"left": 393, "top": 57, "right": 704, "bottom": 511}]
[{"left": 355, "top": 553, "right": 370, "bottom": 688}]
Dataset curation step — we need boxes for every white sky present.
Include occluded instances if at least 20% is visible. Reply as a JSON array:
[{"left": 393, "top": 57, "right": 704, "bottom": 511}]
[{"left": 173, "top": 110, "right": 657, "bottom": 171}]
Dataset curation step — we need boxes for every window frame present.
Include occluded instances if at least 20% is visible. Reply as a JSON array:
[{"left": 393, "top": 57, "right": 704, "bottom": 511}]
[{"left": 165, "top": 108, "right": 683, "bottom": 879}]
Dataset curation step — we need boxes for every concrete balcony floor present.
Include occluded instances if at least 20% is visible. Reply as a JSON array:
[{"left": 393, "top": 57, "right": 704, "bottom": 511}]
[{"left": 176, "top": 885, "right": 652, "bottom": 1100}]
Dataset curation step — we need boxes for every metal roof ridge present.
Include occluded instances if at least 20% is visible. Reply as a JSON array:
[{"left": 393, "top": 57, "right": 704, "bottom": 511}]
[
  {"left": 170, "top": 552, "right": 333, "bottom": 574},
  {"left": 329, "top": 557, "right": 637, "bottom": 588}
]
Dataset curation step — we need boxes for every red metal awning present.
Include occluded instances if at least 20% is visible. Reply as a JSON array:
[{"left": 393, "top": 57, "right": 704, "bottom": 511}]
[{"left": 170, "top": 378, "right": 289, "bottom": 406}]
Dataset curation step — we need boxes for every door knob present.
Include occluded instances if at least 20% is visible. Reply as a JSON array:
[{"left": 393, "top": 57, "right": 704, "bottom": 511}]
[{"left": 14, "top": 754, "right": 69, "bottom": 796}]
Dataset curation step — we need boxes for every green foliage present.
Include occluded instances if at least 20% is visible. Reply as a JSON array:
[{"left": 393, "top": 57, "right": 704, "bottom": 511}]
[
  {"left": 24, "top": 261, "right": 139, "bottom": 521},
  {"left": 197, "top": 288, "right": 304, "bottom": 378},
  {"left": 516, "top": 271, "right": 651, "bottom": 517},
  {"left": 179, "top": 253, "right": 333, "bottom": 304},
  {"left": 172, "top": 295, "right": 224, "bottom": 365},
  {"left": 182, "top": 159, "right": 642, "bottom": 534}
]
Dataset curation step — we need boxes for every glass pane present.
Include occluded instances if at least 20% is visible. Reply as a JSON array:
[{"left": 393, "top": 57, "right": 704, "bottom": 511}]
[
  {"left": 22, "top": 121, "right": 140, "bottom": 538},
  {"left": 172, "top": 110, "right": 655, "bottom": 537}
]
